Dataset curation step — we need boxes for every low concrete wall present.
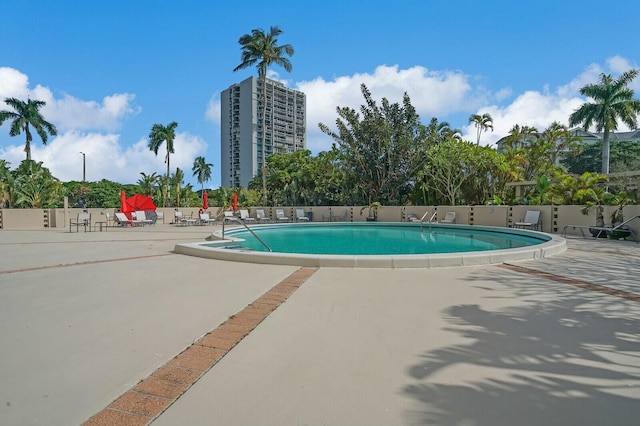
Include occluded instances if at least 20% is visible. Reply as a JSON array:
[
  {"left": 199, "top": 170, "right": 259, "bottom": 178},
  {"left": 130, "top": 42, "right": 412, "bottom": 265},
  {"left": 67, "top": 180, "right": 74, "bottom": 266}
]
[
  {"left": 0, "top": 209, "right": 50, "bottom": 229},
  {"left": 2, "top": 205, "right": 639, "bottom": 241},
  {"left": 473, "top": 206, "right": 510, "bottom": 228}
]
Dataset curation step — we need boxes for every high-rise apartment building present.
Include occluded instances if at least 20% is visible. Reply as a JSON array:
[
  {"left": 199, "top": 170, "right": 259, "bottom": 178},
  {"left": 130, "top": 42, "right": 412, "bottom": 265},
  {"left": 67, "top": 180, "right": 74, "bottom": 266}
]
[{"left": 220, "top": 76, "right": 306, "bottom": 188}]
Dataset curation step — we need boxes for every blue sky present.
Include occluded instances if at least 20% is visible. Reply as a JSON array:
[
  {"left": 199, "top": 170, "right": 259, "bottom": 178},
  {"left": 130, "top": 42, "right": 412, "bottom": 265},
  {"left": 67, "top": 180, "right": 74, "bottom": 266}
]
[{"left": 1, "top": 0, "right": 639, "bottom": 189}]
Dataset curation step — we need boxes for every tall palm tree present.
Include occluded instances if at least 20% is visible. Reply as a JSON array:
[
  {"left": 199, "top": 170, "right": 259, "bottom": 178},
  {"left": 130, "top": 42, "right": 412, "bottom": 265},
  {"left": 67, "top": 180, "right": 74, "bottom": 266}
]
[
  {"left": 148, "top": 121, "right": 178, "bottom": 206},
  {"left": 233, "top": 26, "right": 294, "bottom": 205},
  {"left": 148, "top": 121, "right": 178, "bottom": 178},
  {"left": 569, "top": 69, "right": 640, "bottom": 174},
  {"left": 469, "top": 113, "right": 494, "bottom": 145},
  {"left": 192, "top": 156, "right": 213, "bottom": 192},
  {"left": 0, "top": 98, "right": 57, "bottom": 161}
]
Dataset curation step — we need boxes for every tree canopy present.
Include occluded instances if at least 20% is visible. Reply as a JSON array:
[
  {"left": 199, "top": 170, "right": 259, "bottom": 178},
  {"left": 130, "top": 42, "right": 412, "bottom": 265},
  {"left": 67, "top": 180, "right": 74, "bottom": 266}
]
[{"left": 319, "top": 84, "right": 425, "bottom": 205}]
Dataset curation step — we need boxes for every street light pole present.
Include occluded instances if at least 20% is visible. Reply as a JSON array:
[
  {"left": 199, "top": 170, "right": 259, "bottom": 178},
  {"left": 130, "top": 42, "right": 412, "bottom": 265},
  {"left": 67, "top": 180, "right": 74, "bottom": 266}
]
[{"left": 79, "top": 152, "right": 86, "bottom": 182}]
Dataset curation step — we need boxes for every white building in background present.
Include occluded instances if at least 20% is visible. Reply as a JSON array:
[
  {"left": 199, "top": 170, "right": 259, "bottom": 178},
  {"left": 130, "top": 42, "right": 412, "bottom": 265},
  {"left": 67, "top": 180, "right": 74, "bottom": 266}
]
[{"left": 220, "top": 76, "right": 306, "bottom": 188}]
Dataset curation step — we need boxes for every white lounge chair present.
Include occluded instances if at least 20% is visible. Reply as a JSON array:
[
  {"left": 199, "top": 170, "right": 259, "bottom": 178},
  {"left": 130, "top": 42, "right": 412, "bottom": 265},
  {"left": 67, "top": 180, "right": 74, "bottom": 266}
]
[
  {"left": 240, "top": 209, "right": 257, "bottom": 223},
  {"left": 514, "top": 210, "right": 541, "bottom": 230},
  {"left": 296, "top": 208, "right": 309, "bottom": 222},
  {"left": 115, "top": 212, "right": 142, "bottom": 227},
  {"left": 174, "top": 211, "right": 196, "bottom": 226},
  {"left": 134, "top": 210, "right": 154, "bottom": 225},
  {"left": 440, "top": 211, "right": 456, "bottom": 223},
  {"left": 275, "top": 209, "right": 290, "bottom": 222},
  {"left": 199, "top": 212, "right": 216, "bottom": 225},
  {"left": 223, "top": 211, "right": 236, "bottom": 222},
  {"left": 256, "top": 209, "right": 271, "bottom": 223}
]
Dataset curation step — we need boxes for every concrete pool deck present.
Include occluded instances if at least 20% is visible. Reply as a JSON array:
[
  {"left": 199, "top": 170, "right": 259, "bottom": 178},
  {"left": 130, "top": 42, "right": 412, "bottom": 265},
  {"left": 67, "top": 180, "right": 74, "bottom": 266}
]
[{"left": 0, "top": 225, "right": 639, "bottom": 425}]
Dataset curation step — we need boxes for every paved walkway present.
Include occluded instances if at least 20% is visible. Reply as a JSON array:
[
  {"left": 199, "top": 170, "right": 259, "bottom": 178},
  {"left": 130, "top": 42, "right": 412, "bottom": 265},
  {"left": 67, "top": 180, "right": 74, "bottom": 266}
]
[{"left": 1, "top": 225, "right": 639, "bottom": 425}]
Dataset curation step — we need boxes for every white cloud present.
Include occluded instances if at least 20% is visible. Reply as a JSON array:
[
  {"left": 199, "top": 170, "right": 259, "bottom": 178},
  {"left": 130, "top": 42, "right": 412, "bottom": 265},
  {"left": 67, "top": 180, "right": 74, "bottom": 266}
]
[
  {"left": 206, "top": 93, "right": 221, "bottom": 124},
  {"left": 0, "top": 67, "right": 140, "bottom": 132},
  {"left": 461, "top": 92, "right": 585, "bottom": 146},
  {"left": 0, "top": 131, "right": 208, "bottom": 184},
  {"left": 607, "top": 55, "right": 634, "bottom": 74},
  {"left": 44, "top": 93, "right": 140, "bottom": 132},
  {"left": 0, "top": 67, "right": 30, "bottom": 98}
]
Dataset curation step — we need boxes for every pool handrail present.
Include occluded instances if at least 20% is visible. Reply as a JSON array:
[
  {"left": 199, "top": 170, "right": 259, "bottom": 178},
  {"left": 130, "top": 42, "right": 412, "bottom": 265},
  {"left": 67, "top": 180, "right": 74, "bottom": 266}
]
[
  {"left": 420, "top": 211, "right": 437, "bottom": 232},
  {"left": 222, "top": 216, "right": 272, "bottom": 252}
]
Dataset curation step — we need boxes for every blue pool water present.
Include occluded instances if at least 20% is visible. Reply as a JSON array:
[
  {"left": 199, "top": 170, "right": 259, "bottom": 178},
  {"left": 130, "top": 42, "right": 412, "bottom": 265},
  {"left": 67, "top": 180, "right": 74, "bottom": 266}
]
[{"left": 212, "top": 223, "right": 548, "bottom": 255}]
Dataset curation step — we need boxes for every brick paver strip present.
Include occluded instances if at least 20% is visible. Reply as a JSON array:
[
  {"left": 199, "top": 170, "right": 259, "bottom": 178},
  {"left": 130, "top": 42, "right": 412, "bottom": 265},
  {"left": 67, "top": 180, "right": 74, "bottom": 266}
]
[
  {"left": 83, "top": 409, "right": 149, "bottom": 426},
  {"left": 233, "top": 309, "right": 267, "bottom": 320},
  {"left": 82, "top": 267, "right": 317, "bottom": 425},
  {"left": 168, "top": 354, "right": 217, "bottom": 371},
  {"left": 215, "top": 322, "right": 253, "bottom": 335},
  {"left": 197, "top": 335, "right": 239, "bottom": 351},
  {"left": 499, "top": 263, "right": 640, "bottom": 302},
  {"left": 225, "top": 315, "right": 263, "bottom": 328},
  {"left": 180, "top": 345, "right": 227, "bottom": 361},
  {"left": 109, "top": 391, "right": 171, "bottom": 417},
  {"left": 207, "top": 328, "right": 247, "bottom": 341},
  {"left": 133, "top": 377, "right": 190, "bottom": 400},
  {"left": 152, "top": 364, "right": 203, "bottom": 384}
]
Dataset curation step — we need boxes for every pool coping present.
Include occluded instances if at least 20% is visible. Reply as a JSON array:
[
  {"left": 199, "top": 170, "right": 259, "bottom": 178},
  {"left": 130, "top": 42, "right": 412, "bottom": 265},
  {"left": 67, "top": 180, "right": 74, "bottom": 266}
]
[{"left": 174, "top": 223, "right": 567, "bottom": 268}]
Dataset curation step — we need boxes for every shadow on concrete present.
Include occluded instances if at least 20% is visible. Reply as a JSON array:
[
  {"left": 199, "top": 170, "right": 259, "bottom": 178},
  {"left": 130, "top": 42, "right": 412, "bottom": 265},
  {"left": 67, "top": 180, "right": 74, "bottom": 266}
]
[{"left": 403, "top": 268, "right": 640, "bottom": 425}]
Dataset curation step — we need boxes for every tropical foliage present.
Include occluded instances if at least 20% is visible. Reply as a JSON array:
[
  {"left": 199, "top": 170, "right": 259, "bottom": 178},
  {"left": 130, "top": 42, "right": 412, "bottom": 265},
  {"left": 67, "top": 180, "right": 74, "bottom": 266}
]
[
  {"left": 563, "top": 140, "right": 640, "bottom": 175},
  {"left": 319, "top": 84, "right": 425, "bottom": 205},
  {"left": 569, "top": 69, "right": 640, "bottom": 174}
]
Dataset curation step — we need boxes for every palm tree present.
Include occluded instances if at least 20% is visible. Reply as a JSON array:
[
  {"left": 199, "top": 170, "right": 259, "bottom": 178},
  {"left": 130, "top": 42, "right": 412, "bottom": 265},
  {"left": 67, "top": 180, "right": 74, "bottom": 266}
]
[
  {"left": 233, "top": 26, "right": 294, "bottom": 205},
  {"left": 148, "top": 121, "right": 178, "bottom": 178},
  {"left": 148, "top": 121, "right": 178, "bottom": 207},
  {"left": 423, "top": 117, "right": 462, "bottom": 144},
  {"left": 137, "top": 172, "right": 160, "bottom": 197},
  {"left": 469, "top": 113, "right": 494, "bottom": 145},
  {"left": 171, "top": 167, "right": 184, "bottom": 207},
  {"left": 0, "top": 98, "right": 57, "bottom": 161},
  {"left": 569, "top": 70, "right": 640, "bottom": 174},
  {"left": 192, "top": 156, "right": 213, "bottom": 192}
]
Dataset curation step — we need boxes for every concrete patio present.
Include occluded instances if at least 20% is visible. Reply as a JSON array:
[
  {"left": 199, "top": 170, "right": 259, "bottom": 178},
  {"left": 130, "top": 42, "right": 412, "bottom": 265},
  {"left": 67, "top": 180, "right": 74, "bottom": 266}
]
[{"left": 0, "top": 225, "right": 639, "bottom": 425}]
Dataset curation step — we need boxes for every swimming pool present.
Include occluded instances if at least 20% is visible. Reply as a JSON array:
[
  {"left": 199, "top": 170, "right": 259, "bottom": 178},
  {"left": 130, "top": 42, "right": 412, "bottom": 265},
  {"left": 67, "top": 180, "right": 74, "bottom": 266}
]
[
  {"left": 215, "top": 224, "right": 547, "bottom": 255},
  {"left": 174, "top": 222, "right": 566, "bottom": 268}
]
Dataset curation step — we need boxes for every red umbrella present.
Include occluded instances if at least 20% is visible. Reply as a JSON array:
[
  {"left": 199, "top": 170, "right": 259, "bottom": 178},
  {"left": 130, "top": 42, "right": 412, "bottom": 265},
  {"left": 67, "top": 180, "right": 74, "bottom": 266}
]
[
  {"left": 120, "top": 190, "right": 133, "bottom": 218},
  {"left": 232, "top": 193, "right": 238, "bottom": 211},
  {"left": 202, "top": 191, "right": 209, "bottom": 210},
  {"left": 126, "top": 194, "right": 157, "bottom": 211}
]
